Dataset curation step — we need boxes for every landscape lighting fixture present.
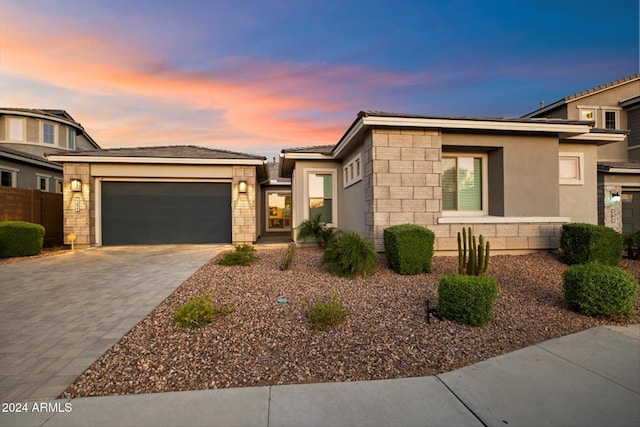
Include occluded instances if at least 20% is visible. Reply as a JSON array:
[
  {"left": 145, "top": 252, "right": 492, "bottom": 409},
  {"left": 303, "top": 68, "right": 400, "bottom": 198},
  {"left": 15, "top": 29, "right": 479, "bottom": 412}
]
[{"left": 70, "top": 179, "right": 82, "bottom": 192}]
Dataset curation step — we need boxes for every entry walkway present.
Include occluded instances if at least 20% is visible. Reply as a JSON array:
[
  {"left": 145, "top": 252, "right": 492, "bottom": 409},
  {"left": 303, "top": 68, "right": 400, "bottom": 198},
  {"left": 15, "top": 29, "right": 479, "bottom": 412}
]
[
  {"left": 1, "top": 325, "right": 638, "bottom": 427},
  {"left": 0, "top": 245, "right": 227, "bottom": 402}
]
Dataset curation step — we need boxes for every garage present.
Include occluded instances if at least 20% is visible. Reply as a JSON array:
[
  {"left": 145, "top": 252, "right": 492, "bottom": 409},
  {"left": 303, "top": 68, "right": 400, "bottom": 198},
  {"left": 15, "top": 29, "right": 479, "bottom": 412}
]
[{"left": 101, "top": 181, "right": 232, "bottom": 245}]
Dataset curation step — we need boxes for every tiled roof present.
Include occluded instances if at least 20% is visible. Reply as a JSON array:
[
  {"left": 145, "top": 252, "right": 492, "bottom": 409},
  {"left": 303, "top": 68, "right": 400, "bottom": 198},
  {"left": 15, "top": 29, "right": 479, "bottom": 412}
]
[
  {"left": 359, "top": 110, "right": 587, "bottom": 125},
  {"left": 50, "top": 145, "right": 266, "bottom": 160},
  {"left": 280, "top": 145, "right": 334, "bottom": 154},
  {"left": 0, "top": 145, "right": 65, "bottom": 168},
  {"left": 1, "top": 108, "right": 79, "bottom": 123},
  {"left": 598, "top": 161, "right": 640, "bottom": 171}
]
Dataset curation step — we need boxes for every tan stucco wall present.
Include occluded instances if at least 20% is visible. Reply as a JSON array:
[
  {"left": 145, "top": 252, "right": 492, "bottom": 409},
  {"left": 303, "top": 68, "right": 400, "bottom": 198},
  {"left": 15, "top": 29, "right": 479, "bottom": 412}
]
[
  {"left": 442, "top": 132, "right": 560, "bottom": 217},
  {"left": 91, "top": 163, "right": 234, "bottom": 178},
  {"left": 558, "top": 143, "right": 598, "bottom": 223},
  {"left": 340, "top": 146, "right": 366, "bottom": 235},
  {"left": 291, "top": 159, "right": 342, "bottom": 241}
]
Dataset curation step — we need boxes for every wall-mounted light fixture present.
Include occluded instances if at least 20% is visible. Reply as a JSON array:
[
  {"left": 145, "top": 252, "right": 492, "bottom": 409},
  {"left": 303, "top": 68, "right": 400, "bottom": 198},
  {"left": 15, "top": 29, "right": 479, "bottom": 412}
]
[
  {"left": 70, "top": 178, "right": 82, "bottom": 192},
  {"left": 611, "top": 191, "right": 621, "bottom": 202},
  {"left": 238, "top": 180, "right": 248, "bottom": 194}
]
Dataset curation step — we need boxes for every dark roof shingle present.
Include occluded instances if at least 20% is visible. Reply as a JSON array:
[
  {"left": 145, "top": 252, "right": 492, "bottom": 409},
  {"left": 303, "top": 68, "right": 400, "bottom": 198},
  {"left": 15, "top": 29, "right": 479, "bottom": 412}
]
[{"left": 50, "top": 145, "right": 266, "bottom": 160}]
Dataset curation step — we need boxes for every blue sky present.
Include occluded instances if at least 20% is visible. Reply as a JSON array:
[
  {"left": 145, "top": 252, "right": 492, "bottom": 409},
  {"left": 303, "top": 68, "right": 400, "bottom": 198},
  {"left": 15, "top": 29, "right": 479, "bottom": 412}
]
[{"left": 1, "top": 0, "right": 637, "bottom": 159}]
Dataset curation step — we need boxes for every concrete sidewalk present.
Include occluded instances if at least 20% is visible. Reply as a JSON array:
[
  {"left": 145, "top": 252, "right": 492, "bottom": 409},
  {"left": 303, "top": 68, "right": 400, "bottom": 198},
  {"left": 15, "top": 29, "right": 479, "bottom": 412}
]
[{"left": 1, "top": 324, "right": 638, "bottom": 427}]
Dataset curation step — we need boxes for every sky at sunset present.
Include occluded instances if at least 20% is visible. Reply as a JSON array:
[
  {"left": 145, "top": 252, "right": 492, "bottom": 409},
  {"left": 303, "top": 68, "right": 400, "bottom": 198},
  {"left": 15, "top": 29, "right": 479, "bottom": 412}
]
[{"left": 1, "top": 0, "right": 638, "bottom": 159}]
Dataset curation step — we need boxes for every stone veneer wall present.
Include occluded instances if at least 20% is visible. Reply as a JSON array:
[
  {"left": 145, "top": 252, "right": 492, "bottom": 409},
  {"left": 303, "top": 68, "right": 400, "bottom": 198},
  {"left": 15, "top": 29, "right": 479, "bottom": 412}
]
[
  {"left": 232, "top": 166, "right": 257, "bottom": 244},
  {"left": 365, "top": 128, "right": 443, "bottom": 251},
  {"left": 62, "top": 162, "right": 94, "bottom": 248},
  {"left": 430, "top": 222, "right": 564, "bottom": 252}
]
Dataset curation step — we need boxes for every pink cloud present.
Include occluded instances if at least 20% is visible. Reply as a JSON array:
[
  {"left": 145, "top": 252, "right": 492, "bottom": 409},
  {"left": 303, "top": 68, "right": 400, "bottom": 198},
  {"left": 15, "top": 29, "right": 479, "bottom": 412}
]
[{"left": 0, "top": 6, "right": 430, "bottom": 152}]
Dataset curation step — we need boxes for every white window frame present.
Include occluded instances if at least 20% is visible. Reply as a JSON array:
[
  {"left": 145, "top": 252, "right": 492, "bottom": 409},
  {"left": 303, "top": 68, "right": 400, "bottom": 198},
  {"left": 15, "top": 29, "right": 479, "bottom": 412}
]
[
  {"left": 343, "top": 153, "right": 362, "bottom": 188},
  {"left": 7, "top": 118, "right": 26, "bottom": 141},
  {"left": 602, "top": 108, "right": 621, "bottom": 130},
  {"left": 303, "top": 167, "right": 338, "bottom": 227},
  {"left": 577, "top": 106, "right": 597, "bottom": 122},
  {"left": 559, "top": 152, "right": 584, "bottom": 185},
  {"left": 54, "top": 177, "right": 64, "bottom": 193},
  {"left": 36, "top": 173, "right": 51, "bottom": 191},
  {"left": 441, "top": 153, "right": 488, "bottom": 217},
  {"left": 41, "top": 122, "right": 57, "bottom": 145},
  {"left": 0, "top": 166, "right": 19, "bottom": 187}
]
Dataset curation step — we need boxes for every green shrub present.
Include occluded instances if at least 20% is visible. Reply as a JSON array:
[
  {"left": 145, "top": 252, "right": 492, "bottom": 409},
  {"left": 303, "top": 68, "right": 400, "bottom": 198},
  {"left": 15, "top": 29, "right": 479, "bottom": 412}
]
[
  {"left": 563, "top": 262, "right": 638, "bottom": 318},
  {"left": 383, "top": 224, "right": 435, "bottom": 275},
  {"left": 174, "top": 292, "right": 235, "bottom": 328},
  {"left": 0, "top": 221, "right": 45, "bottom": 258},
  {"left": 306, "top": 294, "right": 349, "bottom": 330},
  {"left": 297, "top": 214, "right": 337, "bottom": 248},
  {"left": 623, "top": 230, "right": 640, "bottom": 260},
  {"left": 280, "top": 242, "right": 296, "bottom": 271},
  {"left": 322, "top": 232, "right": 377, "bottom": 278},
  {"left": 437, "top": 274, "right": 498, "bottom": 326},
  {"left": 216, "top": 244, "right": 257, "bottom": 266},
  {"left": 560, "top": 223, "right": 623, "bottom": 266}
]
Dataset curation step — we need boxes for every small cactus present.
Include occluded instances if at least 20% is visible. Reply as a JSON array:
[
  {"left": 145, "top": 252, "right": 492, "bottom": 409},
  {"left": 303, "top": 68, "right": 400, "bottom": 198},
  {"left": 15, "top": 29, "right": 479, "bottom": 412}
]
[{"left": 457, "top": 227, "right": 490, "bottom": 275}]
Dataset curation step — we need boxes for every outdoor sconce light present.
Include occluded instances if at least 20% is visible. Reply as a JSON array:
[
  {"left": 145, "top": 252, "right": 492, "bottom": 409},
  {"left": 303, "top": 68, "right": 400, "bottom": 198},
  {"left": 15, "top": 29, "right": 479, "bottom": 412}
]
[
  {"left": 611, "top": 192, "right": 621, "bottom": 202},
  {"left": 239, "top": 180, "right": 248, "bottom": 194},
  {"left": 70, "top": 179, "right": 82, "bottom": 192}
]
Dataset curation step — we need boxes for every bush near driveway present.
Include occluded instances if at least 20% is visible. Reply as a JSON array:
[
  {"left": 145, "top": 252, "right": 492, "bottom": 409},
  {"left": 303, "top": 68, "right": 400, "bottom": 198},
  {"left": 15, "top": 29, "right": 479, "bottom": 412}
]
[
  {"left": 174, "top": 292, "right": 235, "bottom": 328},
  {"left": 560, "top": 223, "right": 623, "bottom": 266},
  {"left": 383, "top": 224, "right": 435, "bottom": 275},
  {"left": 0, "top": 221, "right": 45, "bottom": 258},
  {"left": 563, "top": 262, "right": 639, "bottom": 318},
  {"left": 216, "top": 244, "right": 257, "bottom": 266}
]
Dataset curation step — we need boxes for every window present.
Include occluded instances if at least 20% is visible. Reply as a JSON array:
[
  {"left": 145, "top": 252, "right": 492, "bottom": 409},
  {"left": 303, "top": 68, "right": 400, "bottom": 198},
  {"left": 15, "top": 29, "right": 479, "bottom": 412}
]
[
  {"left": 442, "top": 154, "right": 487, "bottom": 214},
  {"left": 42, "top": 122, "right": 56, "bottom": 144},
  {"left": 8, "top": 118, "right": 25, "bottom": 141},
  {"left": 267, "top": 191, "right": 292, "bottom": 230},
  {"left": 55, "top": 179, "right": 63, "bottom": 193},
  {"left": 559, "top": 153, "right": 584, "bottom": 185},
  {"left": 1, "top": 169, "right": 17, "bottom": 187},
  {"left": 343, "top": 153, "right": 362, "bottom": 187},
  {"left": 579, "top": 108, "right": 596, "bottom": 121},
  {"left": 309, "top": 173, "right": 333, "bottom": 222},
  {"left": 68, "top": 129, "right": 76, "bottom": 149},
  {"left": 603, "top": 110, "right": 618, "bottom": 129},
  {"left": 36, "top": 174, "right": 50, "bottom": 191}
]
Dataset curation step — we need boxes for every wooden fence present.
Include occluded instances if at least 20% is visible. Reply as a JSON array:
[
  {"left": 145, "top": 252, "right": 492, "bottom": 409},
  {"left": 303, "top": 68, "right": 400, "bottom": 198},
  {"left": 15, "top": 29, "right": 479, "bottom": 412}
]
[{"left": 0, "top": 187, "right": 63, "bottom": 247}]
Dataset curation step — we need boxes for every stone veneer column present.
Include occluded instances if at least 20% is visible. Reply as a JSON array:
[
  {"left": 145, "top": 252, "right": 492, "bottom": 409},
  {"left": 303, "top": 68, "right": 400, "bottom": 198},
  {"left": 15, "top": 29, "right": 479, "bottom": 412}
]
[
  {"left": 232, "top": 166, "right": 257, "bottom": 244},
  {"left": 63, "top": 162, "right": 94, "bottom": 248},
  {"left": 603, "top": 184, "right": 623, "bottom": 232},
  {"left": 365, "top": 128, "right": 443, "bottom": 251}
]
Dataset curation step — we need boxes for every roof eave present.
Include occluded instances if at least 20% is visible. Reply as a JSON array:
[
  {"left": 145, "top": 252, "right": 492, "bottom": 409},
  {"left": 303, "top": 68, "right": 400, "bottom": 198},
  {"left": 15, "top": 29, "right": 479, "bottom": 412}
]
[{"left": 46, "top": 155, "right": 267, "bottom": 165}]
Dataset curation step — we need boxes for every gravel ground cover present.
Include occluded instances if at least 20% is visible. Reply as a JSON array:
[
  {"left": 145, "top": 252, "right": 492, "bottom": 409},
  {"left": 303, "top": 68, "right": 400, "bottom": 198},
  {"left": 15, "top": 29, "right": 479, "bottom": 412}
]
[{"left": 62, "top": 248, "right": 640, "bottom": 398}]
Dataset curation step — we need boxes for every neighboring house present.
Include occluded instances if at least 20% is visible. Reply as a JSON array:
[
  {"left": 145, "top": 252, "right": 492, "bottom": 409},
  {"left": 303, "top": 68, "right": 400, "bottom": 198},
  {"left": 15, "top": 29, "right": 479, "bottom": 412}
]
[
  {"left": 0, "top": 108, "right": 100, "bottom": 192},
  {"left": 280, "top": 111, "right": 626, "bottom": 252},
  {"left": 523, "top": 73, "right": 640, "bottom": 233},
  {"left": 48, "top": 146, "right": 267, "bottom": 247}
]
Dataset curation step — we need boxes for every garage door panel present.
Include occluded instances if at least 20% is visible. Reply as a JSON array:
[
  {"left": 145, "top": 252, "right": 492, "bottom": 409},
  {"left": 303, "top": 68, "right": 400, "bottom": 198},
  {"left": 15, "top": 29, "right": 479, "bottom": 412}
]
[{"left": 102, "top": 182, "right": 232, "bottom": 245}]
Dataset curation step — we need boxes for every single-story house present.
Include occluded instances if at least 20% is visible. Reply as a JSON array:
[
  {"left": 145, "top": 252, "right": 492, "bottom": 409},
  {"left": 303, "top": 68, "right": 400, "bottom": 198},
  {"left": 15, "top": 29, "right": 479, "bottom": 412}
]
[
  {"left": 280, "top": 111, "right": 627, "bottom": 252},
  {"left": 48, "top": 146, "right": 267, "bottom": 247}
]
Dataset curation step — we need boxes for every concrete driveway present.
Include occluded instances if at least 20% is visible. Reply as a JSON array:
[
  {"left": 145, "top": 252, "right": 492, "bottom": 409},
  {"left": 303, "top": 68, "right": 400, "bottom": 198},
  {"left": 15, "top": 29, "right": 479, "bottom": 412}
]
[{"left": 0, "top": 245, "right": 227, "bottom": 402}]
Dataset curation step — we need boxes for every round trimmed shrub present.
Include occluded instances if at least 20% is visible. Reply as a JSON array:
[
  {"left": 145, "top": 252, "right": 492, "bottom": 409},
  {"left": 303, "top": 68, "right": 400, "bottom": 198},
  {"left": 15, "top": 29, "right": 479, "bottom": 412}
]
[
  {"left": 0, "top": 221, "right": 45, "bottom": 258},
  {"left": 563, "top": 262, "right": 639, "bottom": 318},
  {"left": 438, "top": 274, "right": 498, "bottom": 326}
]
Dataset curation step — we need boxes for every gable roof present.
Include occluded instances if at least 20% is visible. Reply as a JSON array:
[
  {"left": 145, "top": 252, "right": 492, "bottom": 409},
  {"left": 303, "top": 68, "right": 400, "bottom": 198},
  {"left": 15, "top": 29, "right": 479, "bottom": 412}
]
[
  {"left": 522, "top": 73, "right": 640, "bottom": 118},
  {"left": 281, "top": 145, "right": 334, "bottom": 154},
  {"left": 0, "top": 145, "right": 65, "bottom": 170}
]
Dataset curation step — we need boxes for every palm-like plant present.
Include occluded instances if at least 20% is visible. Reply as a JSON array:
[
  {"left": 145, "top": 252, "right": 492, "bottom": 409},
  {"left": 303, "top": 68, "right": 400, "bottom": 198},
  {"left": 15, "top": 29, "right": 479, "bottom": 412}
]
[{"left": 297, "top": 214, "right": 337, "bottom": 248}]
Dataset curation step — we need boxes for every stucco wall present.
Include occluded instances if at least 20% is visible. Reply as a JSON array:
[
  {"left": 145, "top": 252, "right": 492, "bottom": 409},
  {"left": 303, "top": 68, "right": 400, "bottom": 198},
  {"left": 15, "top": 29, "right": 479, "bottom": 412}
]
[
  {"left": 558, "top": 142, "right": 598, "bottom": 223},
  {"left": 442, "top": 132, "right": 560, "bottom": 217}
]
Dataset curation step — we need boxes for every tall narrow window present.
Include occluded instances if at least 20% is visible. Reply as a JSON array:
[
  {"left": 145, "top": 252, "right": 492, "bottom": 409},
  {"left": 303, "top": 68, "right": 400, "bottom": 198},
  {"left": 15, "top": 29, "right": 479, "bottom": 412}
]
[
  {"left": 43, "top": 123, "right": 55, "bottom": 144},
  {"left": 309, "top": 173, "right": 333, "bottom": 223},
  {"left": 1, "top": 170, "right": 13, "bottom": 187},
  {"left": 68, "top": 129, "right": 76, "bottom": 149},
  {"left": 442, "top": 155, "right": 484, "bottom": 212},
  {"left": 604, "top": 111, "right": 617, "bottom": 129},
  {"left": 8, "top": 118, "right": 25, "bottom": 141}
]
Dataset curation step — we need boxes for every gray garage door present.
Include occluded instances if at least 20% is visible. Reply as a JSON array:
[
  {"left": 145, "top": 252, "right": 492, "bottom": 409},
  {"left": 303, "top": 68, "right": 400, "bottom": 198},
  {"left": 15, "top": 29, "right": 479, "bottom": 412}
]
[{"left": 101, "top": 181, "right": 232, "bottom": 245}]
